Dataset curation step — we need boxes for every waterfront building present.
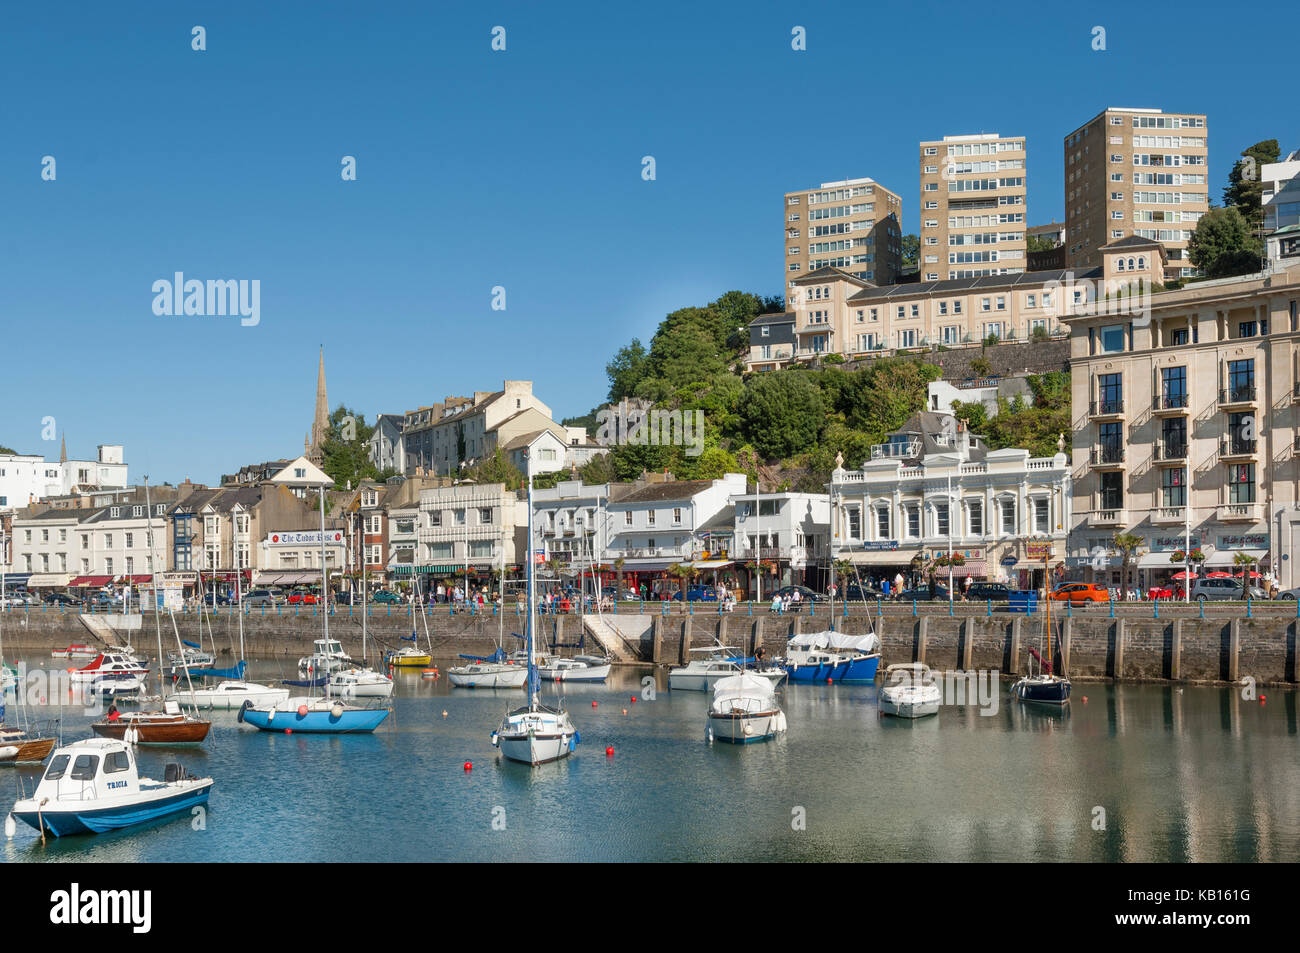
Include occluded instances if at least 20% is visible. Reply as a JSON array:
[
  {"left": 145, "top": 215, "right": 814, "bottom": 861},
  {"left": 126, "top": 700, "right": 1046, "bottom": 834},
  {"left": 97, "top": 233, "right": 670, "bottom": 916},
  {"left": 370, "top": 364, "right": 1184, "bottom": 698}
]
[
  {"left": 336, "top": 479, "right": 391, "bottom": 588},
  {"left": 605, "top": 473, "right": 748, "bottom": 595},
  {"left": 77, "top": 500, "right": 170, "bottom": 582},
  {"left": 829, "top": 412, "right": 1071, "bottom": 592},
  {"left": 918, "top": 133, "right": 1028, "bottom": 282},
  {"left": 267, "top": 456, "right": 332, "bottom": 501},
  {"left": 414, "top": 482, "right": 528, "bottom": 585},
  {"left": 784, "top": 177, "right": 903, "bottom": 293},
  {"left": 1063, "top": 107, "right": 1209, "bottom": 282},
  {"left": 530, "top": 479, "right": 633, "bottom": 572},
  {"left": 1064, "top": 243, "right": 1300, "bottom": 589},
  {"left": 729, "top": 491, "right": 830, "bottom": 592}
]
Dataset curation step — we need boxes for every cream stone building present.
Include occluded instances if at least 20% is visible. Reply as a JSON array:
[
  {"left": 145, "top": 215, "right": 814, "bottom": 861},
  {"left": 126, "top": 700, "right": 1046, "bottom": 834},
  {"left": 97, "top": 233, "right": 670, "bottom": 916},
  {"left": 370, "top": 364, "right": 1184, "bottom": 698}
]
[
  {"left": 918, "top": 133, "right": 1027, "bottom": 282},
  {"left": 829, "top": 412, "right": 1071, "bottom": 592},
  {"left": 1063, "top": 107, "right": 1209, "bottom": 282},
  {"left": 1066, "top": 243, "right": 1300, "bottom": 590},
  {"left": 784, "top": 177, "right": 903, "bottom": 292}
]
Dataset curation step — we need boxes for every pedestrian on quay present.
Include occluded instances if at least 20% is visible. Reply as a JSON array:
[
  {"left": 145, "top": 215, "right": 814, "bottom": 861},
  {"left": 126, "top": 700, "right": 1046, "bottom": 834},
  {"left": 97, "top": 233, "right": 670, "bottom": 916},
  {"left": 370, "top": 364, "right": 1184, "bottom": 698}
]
[
  {"left": 893, "top": 572, "right": 905, "bottom": 600},
  {"left": 770, "top": 592, "right": 781, "bottom": 615}
]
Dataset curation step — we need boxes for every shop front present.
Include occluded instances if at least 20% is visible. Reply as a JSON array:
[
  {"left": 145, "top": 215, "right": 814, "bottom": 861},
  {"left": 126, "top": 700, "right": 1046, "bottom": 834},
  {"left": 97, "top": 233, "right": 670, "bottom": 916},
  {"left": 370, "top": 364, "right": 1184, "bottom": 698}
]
[{"left": 843, "top": 542, "right": 925, "bottom": 594}]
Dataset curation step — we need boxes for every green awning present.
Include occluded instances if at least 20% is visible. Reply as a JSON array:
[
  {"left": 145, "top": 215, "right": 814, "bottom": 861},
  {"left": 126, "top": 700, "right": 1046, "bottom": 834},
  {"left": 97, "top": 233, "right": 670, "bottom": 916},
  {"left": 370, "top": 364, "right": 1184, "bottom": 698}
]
[{"left": 392, "top": 564, "right": 462, "bottom": 575}]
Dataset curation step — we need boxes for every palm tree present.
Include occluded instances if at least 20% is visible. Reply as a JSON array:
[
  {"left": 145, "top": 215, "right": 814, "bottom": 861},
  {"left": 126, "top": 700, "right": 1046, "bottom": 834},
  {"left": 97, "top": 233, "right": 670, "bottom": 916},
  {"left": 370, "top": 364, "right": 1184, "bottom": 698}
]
[
  {"left": 833, "top": 558, "right": 854, "bottom": 601},
  {"left": 1232, "top": 551, "right": 1256, "bottom": 600},
  {"left": 614, "top": 556, "right": 626, "bottom": 601},
  {"left": 1111, "top": 532, "right": 1144, "bottom": 600}
]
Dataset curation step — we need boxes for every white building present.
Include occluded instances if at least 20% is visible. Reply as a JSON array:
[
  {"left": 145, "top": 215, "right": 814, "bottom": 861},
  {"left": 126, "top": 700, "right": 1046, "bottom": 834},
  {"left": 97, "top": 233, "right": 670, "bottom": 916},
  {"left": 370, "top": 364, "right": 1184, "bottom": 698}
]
[
  {"left": 530, "top": 480, "right": 629, "bottom": 568},
  {"left": 1262, "top": 150, "right": 1300, "bottom": 234},
  {"left": 730, "top": 491, "right": 830, "bottom": 589},
  {"left": 0, "top": 444, "right": 128, "bottom": 511},
  {"left": 367, "top": 415, "right": 405, "bottom": 475},
  {"left": 416, "top": 482, "right": 528, "bottom": 575},
  {"left": 268, "top": 456, "right": 332, "bottom": 500},
  {"left": 78, "top": 500, "right": 169, "bottom": 579},
  {"left": 830, "top": 412, "right": 1071, "bottom": 592},
  {"left": 605, "top": 474, "right": 748, "bottom": 589}
]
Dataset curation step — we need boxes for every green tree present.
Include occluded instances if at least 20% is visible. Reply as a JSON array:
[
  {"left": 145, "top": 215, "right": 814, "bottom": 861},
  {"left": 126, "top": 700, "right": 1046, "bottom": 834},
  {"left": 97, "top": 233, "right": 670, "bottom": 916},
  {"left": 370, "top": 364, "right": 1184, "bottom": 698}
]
[
  {"left": 579, "top": 452, "right": 617, "bottom": 485},
  {"left": 606, "top": 339, "right": 650, "bottom": 402},
  {"left": 1189, "top": 206, "right": 1264, "bottom": 278},
  {"left": 1232, "top": 551, "right": 1257, "bottom": 601},
  {"left": 1026, "top": 233, "right": 1058, "bottom": 253},
  {"left": 739, "top": 373, "right": 825, "bottom": 459},
  {"left": 0, "top": 444, "right": 16, "bottom": 455},
  {"left": 1223, "top": 140, "right": 1281, "bottom": 233},
  {"left": 320, "top": 405, "right": 380, "bottom": 489},
  {"left": 901, "top": 233, "right": 920, "bottom": 270},
  {"left": 462, "top": 448, "right": 524, "bottom": 490}
]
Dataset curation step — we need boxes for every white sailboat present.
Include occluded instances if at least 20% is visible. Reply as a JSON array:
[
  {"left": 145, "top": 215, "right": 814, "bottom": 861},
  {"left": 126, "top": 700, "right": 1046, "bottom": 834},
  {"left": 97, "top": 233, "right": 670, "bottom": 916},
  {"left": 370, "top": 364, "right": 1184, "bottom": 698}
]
[
  {"left": 490, "top": 451, "right": 578, "bottom": 765},
  {"left": 707, "top": 672, "right": 787, "bottom": 744},
  {"left": 449, "top": 543, "right": 527, "bottom": 688},
  {"left": 327, "top": 571, "right": 393, "bottom": 699},
  {"left": 669, "top": 644, "right": 787, "bottom": 692}
]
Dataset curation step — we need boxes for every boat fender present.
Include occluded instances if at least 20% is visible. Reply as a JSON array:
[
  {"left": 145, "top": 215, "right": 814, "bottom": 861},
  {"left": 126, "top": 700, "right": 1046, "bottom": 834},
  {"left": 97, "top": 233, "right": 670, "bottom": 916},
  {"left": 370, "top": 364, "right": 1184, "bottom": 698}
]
[
  {"left": 297, "top": 705, "right": 309, "bottom": 717},
  {"left": 237, "top": 700, "right": 251, "bottom": 723},
  {"left": 4, "top": 814, "right": 15, "bottom": 839},
  {"left": 330, "top": 703, "right": 344, "bottom": 719},
  {"left": 267, "top": 708, "right": 275, "bottom": 722}
]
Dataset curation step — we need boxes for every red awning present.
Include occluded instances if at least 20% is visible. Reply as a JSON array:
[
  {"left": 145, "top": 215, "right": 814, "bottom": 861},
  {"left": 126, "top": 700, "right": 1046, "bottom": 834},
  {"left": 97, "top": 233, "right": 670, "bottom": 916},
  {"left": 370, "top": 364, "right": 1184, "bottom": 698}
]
[
  {"left": 69, "top": 575, "right": 113, "bottom": 587},
  {"left": 199, "top": 570, "right": 253, "bottom": 581},
  {"left": 121, "top": 575, "right": 153, "bottom": 584}
]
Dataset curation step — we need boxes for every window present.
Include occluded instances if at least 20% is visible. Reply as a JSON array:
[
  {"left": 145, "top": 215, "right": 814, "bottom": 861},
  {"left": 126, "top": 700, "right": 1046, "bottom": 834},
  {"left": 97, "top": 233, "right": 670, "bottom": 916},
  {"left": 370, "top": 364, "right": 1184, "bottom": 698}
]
[
  {"left": 125, "top": 532, "right": 133, "bottom": 548},
  {"left": 429, "top": 510, "right": 442, "bottom": 527},
  {"left": 1227, "top": 359, "right": 1255, "bottom": 401},
  {"left": 1171, "top": 329, "right": 1188, "bottom": 346},
  {"left": 454, "top": 509, "right": 465, "bottom": 525},
  {"left": 647, "top": 510, "right": 656, "bottom": 526},
  {"left": 906, "top": 505, "right": 920, "bottom": 539},
  {"left": 1099, "top": 472, "right": 1124, "bottom": 510},
  {"left": 478, "top": 507, "right": 493, "bottom": 524},
  {"left": 934, "top": 502, "right": 949, "bottom": 537},
  {"left": 1161, "top": 468, "right": 1185, "bottom": 507},
  {"left": 624, "top": 511, "right": 632, "bottom": 526},
  {"left": 1229, "top": 463, "right": 1256, "bottom": 503},
  {"left": 1097, "top": 373, "right": 1123, "bottom": 414},
  {"left": 44, "top": 754, "right": 70, "bottom": 781},
  {"left": 1227, "top": 412, "right": 1255, "bottom": 454},
  {"left": 70, "top": 755, "right": 99, "bottom": 782},
  {"left": 673, "top": 507, "right": 682, "bottom": 524},
  {"left": 1099, "top": 324, "right": 1125, "bottom": 353},
  {"left": 1033, "top": 498, "right": 1049, "bottom": 534},
  {"left": 105, "top": 751, "right": 130, "bottom": 774},
  {"left": 847, "top": 507, "right": 861, "bottom": 540},
  {"left": 875, "top": 506, "right": 890, "bottom": 539},
  {"left": 968, "top": 500, "right": 983, "bottom": 536},
  {"left": 469, "top": 540, "right": 494, "bottom": 558},
  {"left": 1161, "top": 366, "right": 1186, "bottom": 408},
  {"left": 999, "top": 499, "right": 1016, "bottom": 535},
  {"left": 104, "top": 533, "right": 113, "bottom": 548}
]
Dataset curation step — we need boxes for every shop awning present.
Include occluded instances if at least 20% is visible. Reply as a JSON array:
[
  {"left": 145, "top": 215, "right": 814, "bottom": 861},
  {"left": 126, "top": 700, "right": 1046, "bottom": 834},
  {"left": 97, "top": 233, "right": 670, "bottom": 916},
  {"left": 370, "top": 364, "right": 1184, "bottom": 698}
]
[
  {"left": 1138, "top": 552, "right": 1181, "bottom": 569},
  {"left": 845, "top": 549, "right": 922, "bottom": 565},
  {"left": 945, "top": 562, "right": 986, "bottom": 579},
  {"left": 24, "top": 573, "right": 71, "bottom": 588},
  {"left": 1205, "top": 549, "right": 1267, "bottom": 567},
  {"left": 1, "top": 573, "right": 32, "bottom": 587},
  {"left": 621, "top": 561, "right": 677, "bottom": 572},
  {"left": 690, "top": 559, "right": 734, "bottom": 570},
  {"left": 257, "top": 570, "right": 327, "bottom": 586},
  {"left": 69, "top": 575, "right": 113, "bottom": 587},
  {"left": 120, "top": 574, "right": 153, "bottom": 584},
  {"left": 391, "top": 564, "right": 461, "bottom": 575}
]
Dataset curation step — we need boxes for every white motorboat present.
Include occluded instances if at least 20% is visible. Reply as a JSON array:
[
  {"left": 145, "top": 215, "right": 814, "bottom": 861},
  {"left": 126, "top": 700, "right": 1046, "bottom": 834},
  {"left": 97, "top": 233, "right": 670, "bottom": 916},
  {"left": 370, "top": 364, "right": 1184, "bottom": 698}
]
[
  {"left": 668, "top": 646, "right": 787, "bottom": 692},
  {"left": 51, "top": 644, "right": 98, "bottom": 660},
  {"left": 706, "top": 672, "right": 787, "bottom": 744},
  {"left": 174, "top": 680, "right": 291, "bottom": 711},
  {"left": 298, "top": 638, "right": 353, "bottom": 674},
  {"left": 538, "top": 655, "right": 611, "bottom": 683},
  {"left": 90, "top": 673, "right": 148, "bottom": 698},
  {"left": 327, "top": 667, "right": 394, "bottom": 699},
  {"left": 9, "top": 738, "right": 213, "bottom": 837},
  {"left": 879, "top": 663, "right": 942, "bottom": 718},
  {"left": 167, "top": 648, "right": 216, "bottom": 673},
  {"left": 448, "top": 662, "right": 528, "bottom": 688},
  {"left": 68, "top": 653, "right": 149, "bottom": 684}
]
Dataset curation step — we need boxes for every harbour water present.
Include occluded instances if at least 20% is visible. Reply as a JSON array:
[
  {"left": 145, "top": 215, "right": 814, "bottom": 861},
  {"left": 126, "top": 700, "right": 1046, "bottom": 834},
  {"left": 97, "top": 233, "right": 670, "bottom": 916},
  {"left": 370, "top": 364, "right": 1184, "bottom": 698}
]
[{"left": 2, "top": 657, "right": 1297, "bottom": 863}]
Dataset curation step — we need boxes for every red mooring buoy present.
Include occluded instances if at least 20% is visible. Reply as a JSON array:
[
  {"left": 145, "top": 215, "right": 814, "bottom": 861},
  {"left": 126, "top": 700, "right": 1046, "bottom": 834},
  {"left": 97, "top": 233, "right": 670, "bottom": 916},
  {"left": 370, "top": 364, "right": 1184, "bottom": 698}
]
[
  {"left": 464, "top": 761, "right": 472, "bottom": 772},
  {"left": 605, "top": 747, "right": 614, "bottom": 757}
]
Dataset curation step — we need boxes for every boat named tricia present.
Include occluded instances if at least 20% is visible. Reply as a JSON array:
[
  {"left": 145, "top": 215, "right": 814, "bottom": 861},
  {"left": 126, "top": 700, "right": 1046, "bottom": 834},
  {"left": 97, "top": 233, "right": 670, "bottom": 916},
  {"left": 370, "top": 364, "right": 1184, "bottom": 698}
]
[
  {"left": 779, "top": 631, "right": 881, "bottom": 683},
  {"left": 237, "top": 696, "right": 390, "bottom": 733},
  {"left": 1010, "top": 674, "right": 1071, "bottom": 706},
  {"left": 707, "top": 673, "right": 787, "bottom": 744},
  {"left": 9, "top": 738, "right": 212, "bottom": 837}
]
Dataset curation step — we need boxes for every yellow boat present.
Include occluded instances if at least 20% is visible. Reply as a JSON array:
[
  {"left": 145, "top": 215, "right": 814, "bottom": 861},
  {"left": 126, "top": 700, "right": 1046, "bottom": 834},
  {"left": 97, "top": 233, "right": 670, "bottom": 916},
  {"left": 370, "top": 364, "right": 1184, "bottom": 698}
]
[{"left": 388, "top": 647, "right": 432, "bottom": 668}]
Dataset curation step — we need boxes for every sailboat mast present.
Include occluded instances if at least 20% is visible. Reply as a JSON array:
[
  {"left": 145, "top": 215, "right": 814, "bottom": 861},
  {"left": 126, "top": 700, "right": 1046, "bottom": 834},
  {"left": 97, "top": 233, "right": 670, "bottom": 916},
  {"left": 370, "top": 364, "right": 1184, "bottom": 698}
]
[
  {"left": 144, "top": 476, "right": 165, "bottom": 695},
  {"left": 1044, "top": 550, "right": 1052, "bottom": 675},
  {"left": 526, "top": 451, "right": 537, "bottom": 710}
]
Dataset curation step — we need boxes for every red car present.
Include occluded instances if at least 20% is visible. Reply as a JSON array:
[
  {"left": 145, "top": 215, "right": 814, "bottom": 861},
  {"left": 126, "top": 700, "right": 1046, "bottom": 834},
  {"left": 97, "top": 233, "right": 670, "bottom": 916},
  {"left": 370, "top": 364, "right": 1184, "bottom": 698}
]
[{"left": 287, "top": 590, "right": 320, "bottom": 605}]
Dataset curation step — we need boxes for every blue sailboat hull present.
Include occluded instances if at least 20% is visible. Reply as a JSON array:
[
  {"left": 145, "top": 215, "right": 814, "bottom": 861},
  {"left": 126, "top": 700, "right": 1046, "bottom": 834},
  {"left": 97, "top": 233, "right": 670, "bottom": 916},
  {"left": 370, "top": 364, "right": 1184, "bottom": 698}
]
[
  {"left": 14, "top": 785, "right": 212, "bottom": 837},
  {"left": 240, "top": 706, "right": 389, "bottom": 733},
  {"left": 783, "top": 654, "right": 880, "bottom": 684}
]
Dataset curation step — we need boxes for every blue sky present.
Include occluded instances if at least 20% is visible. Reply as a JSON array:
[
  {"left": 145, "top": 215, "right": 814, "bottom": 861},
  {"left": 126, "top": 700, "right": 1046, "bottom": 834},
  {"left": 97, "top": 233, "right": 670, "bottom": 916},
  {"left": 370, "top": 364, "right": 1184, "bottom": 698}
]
[{"left": 3, "top": 0, "right": 1295, "bottom": 485}]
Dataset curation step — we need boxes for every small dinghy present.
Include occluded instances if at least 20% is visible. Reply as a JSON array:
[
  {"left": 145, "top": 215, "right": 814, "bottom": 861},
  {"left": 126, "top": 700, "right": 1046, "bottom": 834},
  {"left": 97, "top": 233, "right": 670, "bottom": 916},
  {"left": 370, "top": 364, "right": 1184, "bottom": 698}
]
[
  {"left": 879, "top": 663, "right": 942, "bottom": 718},
  {"left": 9, "top": 738, "right": 213, "bottom": 837},
  {"left": 91, "top": 699, "right": 211, "bottom": 744}
]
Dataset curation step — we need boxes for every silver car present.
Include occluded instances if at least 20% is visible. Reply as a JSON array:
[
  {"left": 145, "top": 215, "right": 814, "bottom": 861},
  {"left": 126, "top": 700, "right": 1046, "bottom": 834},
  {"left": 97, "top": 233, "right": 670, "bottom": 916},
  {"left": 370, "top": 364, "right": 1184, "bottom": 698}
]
[{"left": 1190, "top": 578, "right": 1267, "bottom": 601}]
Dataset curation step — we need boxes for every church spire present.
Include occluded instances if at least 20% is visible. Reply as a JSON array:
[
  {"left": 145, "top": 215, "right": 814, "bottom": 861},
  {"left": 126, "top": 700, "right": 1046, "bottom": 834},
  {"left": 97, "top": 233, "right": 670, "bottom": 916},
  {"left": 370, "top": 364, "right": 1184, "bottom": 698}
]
[
  {"left": 59, "top": 434, "right": 67, "bottom": 464},
  {"left": 309, "top": 347, "right": 328, "bottom": 462}
]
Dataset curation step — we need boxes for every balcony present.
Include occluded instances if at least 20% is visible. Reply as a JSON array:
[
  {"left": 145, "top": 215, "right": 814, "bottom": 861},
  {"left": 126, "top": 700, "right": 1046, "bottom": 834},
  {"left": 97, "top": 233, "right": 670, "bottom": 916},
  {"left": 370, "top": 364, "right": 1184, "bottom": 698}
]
[
  {"left": 1090, "top": 509, "right": 1127, "bottom": 527},
  {"left": 1089, "top": 445, "right": 1126, "bottom": 468},
  {"left": 1088, "top": 398, "right": 1125, "bottom": 420},
  {"left": 1151, "top": 441, "right": 1187, "bottom": 464},
  {"left": 1218, "top": 385, "right": 1257, "bottom": 410},
  {"left": 1152, "top": 393, "right": 1190, "bottom": 416},
  {"left": 870, "top": 439, "right": 922, "bottom": 460},
  {"left": 1151, "top": 506, "right": 1187, "bottom": 526},
  {"left": 1219, "top": 439, "right": 1257, "bottom": 461},
  {"left": 1216, "top": 502, "right": 1261, "bottom": 523}
]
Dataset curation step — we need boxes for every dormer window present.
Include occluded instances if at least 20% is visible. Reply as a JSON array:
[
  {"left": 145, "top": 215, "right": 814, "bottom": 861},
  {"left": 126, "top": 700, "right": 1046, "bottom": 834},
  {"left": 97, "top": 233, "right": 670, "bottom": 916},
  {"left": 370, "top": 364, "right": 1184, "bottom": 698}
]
[{"left": 110, "top": 507, "right": 119, "bottom": 517}]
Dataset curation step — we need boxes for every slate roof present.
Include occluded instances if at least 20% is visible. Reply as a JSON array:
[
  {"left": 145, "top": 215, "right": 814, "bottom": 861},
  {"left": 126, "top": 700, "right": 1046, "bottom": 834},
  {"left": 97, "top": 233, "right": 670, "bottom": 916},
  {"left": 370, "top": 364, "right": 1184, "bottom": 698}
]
[
  {"left": 610, "top": 480, "right": 716, "bottom": 505},
  {"left": 846, "top": 267, "right": 1103, "bottom": 303}
]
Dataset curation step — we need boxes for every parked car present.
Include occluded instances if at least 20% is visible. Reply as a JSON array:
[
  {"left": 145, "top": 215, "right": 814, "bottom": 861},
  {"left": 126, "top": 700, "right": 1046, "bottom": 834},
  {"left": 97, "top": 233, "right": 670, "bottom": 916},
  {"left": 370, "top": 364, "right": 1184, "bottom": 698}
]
[
  {"left": 898, "top": 584, "right": 950, "bottom": 601},
  {"left": 44, "top": 592, "right": 81, "bottom": 606},
  {"left": 1190, "top": 578, "right": 1267, "bottom": 602},
  {"left": 202, "top": 591, "right": 234, "bottom": 606},
  {"left": 243, "top": 589, "right": 282, "bottom": 607},
  {"left": 286, "top": 590, "right": 319, "bottom": 605},
  {"left": 1275, "top": 587, "right": 1300, "bottom": 601},
  {"left": 671, "top": 585, "right": 720, "bottom": 602},
  {"left": 1050, "top": 583, "right": 1113, "bottom": 603},
  {"left": 772, "top": 585, "right": 827, "bottom": 603},
  {"left": 82, "top": 592, "right": 115, "bottom": 609},
  {"left": 601, "top": 586, "right": 641, "bottom": 601},
  {"left": 965, "top": 582, "right": 1012, "bottom": 601},
  {"left": 1, "top": 593, "right": 35, "bottom": 608},
  {"left": 370, "top": 589, "right": 402, "bottom": 604},
  {"left": 841, "top": 583, "right": 886, "bottom": 602}
]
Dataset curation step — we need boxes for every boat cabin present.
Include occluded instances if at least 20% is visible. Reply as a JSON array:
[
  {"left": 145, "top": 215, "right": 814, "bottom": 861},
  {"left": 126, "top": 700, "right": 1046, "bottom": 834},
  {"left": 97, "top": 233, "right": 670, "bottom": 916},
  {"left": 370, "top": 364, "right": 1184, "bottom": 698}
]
[{"left": 37, "top": 739, "right": 142, "bottom": 803}]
